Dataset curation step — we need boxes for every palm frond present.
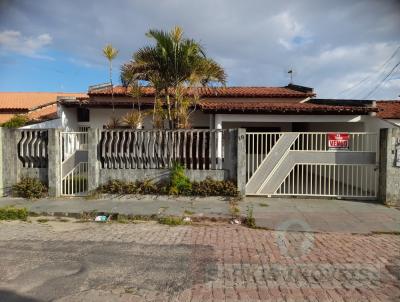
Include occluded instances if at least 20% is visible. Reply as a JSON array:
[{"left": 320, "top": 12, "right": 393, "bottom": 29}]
[{"left": 103, "top": 44, "right": 119, "bottom": 61}]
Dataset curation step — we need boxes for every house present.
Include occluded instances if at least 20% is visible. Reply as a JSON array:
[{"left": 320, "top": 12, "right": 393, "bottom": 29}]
[
  {"left": 57, "top": 84, "right": 399, "bottom": 133},
  {"left": 0, "top": 92, "right": 86, "bottom": 128},
  {"left": 2, "top": 84, "right": 399, "bottom": 202}
]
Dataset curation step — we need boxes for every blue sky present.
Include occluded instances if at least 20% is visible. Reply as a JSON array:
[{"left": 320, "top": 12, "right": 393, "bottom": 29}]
[
  {"left": 0, "top": 50, "right": 111, "bottom": 91},
  {"left": 0, "top": 0, "right": 399, "bottom": 99}
]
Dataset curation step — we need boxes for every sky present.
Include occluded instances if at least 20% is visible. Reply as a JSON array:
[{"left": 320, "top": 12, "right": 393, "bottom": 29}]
[{"left": 0, "top": 0, "right": 399, "bottom": 99}]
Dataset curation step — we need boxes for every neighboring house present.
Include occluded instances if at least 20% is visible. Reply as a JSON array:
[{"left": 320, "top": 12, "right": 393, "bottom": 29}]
[
  {"left": 0, "top": 92, "right": 86, "bottom": 128},
  {"left": 377, "top": 101, "right": 400, "bottom": 127},
  {"left": 58, "top": 84, "right": 399, "bottom": 132}
]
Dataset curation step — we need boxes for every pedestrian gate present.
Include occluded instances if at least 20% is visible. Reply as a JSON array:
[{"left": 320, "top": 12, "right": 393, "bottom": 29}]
[
  {"left": 246, "top": 132, "right": 378, "bottom": 198},
  {"left": 60, "top": 132, "right": 88, "bottom": 196}
]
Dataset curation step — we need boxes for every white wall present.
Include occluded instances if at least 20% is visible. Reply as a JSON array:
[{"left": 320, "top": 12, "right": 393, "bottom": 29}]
[
  {"left": 21, "top": 118, "right": 62, "bottom": 129},
  {"left": 215, "top": 114, "right": 364, "bottom": 130},
  {"left": 60, "top": 105, "right": 78, "bottom": 131},
  {"left": 362, "top": 115, "right": 399, "bottom": 132}
]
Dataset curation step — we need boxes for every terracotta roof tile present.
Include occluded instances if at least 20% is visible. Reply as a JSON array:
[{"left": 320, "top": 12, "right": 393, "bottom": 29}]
[
  {"left": 199, "top": 101, "right": 375, "bottom": 114},
  {"left": 0, "top": 114, "right": 16, "bottom": 123},
  {"left": 28, "top": 104, "right": 58, "bottom": 121},
  {"left": 377, "top": 101, "right": 400, "bottom": 119},
  {"left": 0, "top": 92, "right": 87, "bottom": 110},
  {"left": 88, "top": 86, "right": 315, "bottom": 98}
]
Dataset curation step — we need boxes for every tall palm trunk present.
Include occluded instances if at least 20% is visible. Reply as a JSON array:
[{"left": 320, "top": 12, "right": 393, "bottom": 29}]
[
  {"left": 165, "top": 88, "right": 173, "bottom": 129},
  {"left": 110, "top": 60, "right": 115, "bottom": 114}
]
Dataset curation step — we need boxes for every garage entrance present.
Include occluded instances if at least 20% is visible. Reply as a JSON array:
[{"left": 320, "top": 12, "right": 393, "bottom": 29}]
[{"left": 245, "top": 132, "right": 378, "bottom": 199}]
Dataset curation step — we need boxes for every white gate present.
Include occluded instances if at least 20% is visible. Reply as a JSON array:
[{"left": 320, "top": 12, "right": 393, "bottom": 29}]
[
  {"left": 246, "top": 132, "right": 379, "bottom": 199},
  {"left": 60, "top": 132, "right": 89, "bottom": 196}
]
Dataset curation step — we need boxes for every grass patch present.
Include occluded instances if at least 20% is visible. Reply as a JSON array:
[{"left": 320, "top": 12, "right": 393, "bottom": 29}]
[
  {"left": 0, "top": 206, "right": 28, "bottom": 221},
  {"left": 37, "top": 218, "right": 49, "bottom": 223},
  {"left": 183, "top": 209, "right": 195, "bottom": 216},
  {"left": 158, "top": 216, "right": 190, "bottom": 226},
  {"left": 372, "top": 231, "right": 400, "bottom": 236},
  {"left": 56, "top": 218, "right": 70, "bottom": 222},
  {"left": 258, "top": 202, "right": 268, "bottom": 207}
]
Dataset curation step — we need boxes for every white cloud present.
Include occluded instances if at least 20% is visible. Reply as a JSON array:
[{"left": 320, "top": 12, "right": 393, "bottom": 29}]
[
  {"left": 273, "top": 12, "right": 312, "bottom": 50},
  {"left": 0, "top": 30, "right": 53, "bottom": 59}
]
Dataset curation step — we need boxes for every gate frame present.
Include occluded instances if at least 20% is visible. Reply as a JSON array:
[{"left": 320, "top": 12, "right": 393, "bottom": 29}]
[{"left": 60, "top": 131, "right": 89, "bottom": 196}]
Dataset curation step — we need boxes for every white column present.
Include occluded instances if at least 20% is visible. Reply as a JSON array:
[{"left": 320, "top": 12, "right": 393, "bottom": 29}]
[{"left": 216, "top": 114, "right": 223, "bottom": 159}]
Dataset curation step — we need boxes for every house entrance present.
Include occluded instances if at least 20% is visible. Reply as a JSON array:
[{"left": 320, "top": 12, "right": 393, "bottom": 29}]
[{"left": 60, "top": 131, "right": 89, "bottom": 196}]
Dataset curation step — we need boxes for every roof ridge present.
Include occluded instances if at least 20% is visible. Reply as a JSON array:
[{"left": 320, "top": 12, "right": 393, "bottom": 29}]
[{"left": 0, "top": 91, "right": 85, "bottom": 94}]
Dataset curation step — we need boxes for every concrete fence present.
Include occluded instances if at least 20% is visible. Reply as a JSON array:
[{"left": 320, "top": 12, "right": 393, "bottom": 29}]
[
  {"left": 379, "top": 127, "right": 400, "bottom": 206},
  {"left": 0, "top": 128, "right": 246, "bottom": 197},
  {"left": 0, "top": 127, "right": 399, "bottom": 203}
]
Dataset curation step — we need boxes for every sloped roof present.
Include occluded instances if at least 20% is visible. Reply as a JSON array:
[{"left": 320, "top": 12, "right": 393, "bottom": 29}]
[
  {"left": 88, "top": 85, "right": 315, "bottom": 98},
  {"left": 377, "top": 101, "right": 400, "bottom": 119},
  {"left": 199, "top": 101, "right": 376, "bottom": 115},
  {"left": 0, "top": 92, "right": 87, "bottom": 110}
]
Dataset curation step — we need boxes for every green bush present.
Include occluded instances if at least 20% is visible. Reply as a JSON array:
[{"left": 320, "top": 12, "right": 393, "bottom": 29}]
[
  {"left": 12, "top": 177, "right": 48, "bottom": 199},
  {"left": 169, "top": 162, "right": 191, "bottom": 195},
  {"left": 1, "top": 114, "right": 29, "bottom": 128},
  {"left": 0, "top": 206, "right": 28, "bottom": 220},
  {"left": 191, "top": 177, "right": 238, "bottom": 197}
]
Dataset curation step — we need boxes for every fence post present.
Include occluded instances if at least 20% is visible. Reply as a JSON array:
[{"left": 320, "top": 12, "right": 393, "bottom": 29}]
[
  {"left": 237, "top": 128, "right": 247, "bottom": 196},
  {"left": 0, "top": 128, "right": 19, "bottom": 195},
  {"left": 88, "top": 128, "right": 100, "bottom": 192},
  {"left": 379, "top": 128, "right": 400, "bottom": 206},
  {"left": 0, "top": 128, "right": 3, "bottom": 196},
  {"left": 223, "top": 130, "right": 234, "bottom": 178},
  {"left": 48, "top": 128, "right": 61, "bottom": 197}
]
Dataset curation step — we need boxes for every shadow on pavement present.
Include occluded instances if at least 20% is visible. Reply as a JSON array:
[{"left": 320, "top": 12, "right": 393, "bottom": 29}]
[{"left": 0, "top": 290, "right": 40, "bottom": 302}]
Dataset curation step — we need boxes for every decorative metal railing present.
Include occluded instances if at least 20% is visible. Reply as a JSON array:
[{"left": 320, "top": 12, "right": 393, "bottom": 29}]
[
  {"left": 17, "top": 130, "right": 48, "bottom": 168},
  {"left": 99, "top": 129, "right": 225, "bottom": 170}
]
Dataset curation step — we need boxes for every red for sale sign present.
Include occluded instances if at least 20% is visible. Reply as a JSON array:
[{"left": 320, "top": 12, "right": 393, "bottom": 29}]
[{"left": 328, "top": 133, "right": 349, "bottom": 149}]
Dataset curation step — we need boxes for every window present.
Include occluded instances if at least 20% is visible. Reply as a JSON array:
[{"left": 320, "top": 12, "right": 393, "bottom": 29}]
[{"left": 77, "top": 108, "right": 90, "bottom": 122}]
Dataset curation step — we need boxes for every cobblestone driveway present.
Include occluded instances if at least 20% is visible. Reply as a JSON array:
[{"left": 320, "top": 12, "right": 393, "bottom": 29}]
[{"left": 0, "top": 220, "right": 399, "bottom": 301}]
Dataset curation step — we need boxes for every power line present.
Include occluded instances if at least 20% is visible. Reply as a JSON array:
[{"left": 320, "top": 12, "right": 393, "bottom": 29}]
[
  {"left": 363, "top": 60, "right": 400, "bottom": 99},
  {"left": 337, "top": 45, "right": 400, "bottom": 97}
]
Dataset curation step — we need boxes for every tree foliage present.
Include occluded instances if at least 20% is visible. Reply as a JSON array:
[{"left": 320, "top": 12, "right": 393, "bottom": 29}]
[
  {"left": 1, "top": 114, "right": 29, "bottom": 128},
  {"left": 121, "top": 26, "right": 226, "bottom": 129}
]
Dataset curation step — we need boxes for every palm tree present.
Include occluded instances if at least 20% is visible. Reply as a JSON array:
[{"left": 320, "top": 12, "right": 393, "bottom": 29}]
[
  {"left": 121, "top": 26, "right": 226, "bottom": 129},
  {"left": 103, "top": 44, "right": 119, "bottom": 113}
]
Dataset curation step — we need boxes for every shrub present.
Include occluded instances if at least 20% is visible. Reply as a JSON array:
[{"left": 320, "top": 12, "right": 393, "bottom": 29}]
[
  {"left": 0, "top": 206, "right": 28, "bottom": 220},
  {"left": 1, "top": 114, "right": 29, "bottom": 128},
  {"left": 191, "top": 177, "right": 238, "bottom": 197},
  {"left": 136, "top": 179, "right": 157, "bottom": 194},
  {"left": 243, "top": 205, "right": 256, "bottom": 228},
  {"left": 12, "top": 177, "right": 48, "bottom": 199},
  {"left": 97, "top": 177, "right": 238, "bottom": 197},
  {"left": 169, "top": 162, "right": 191, "bottom": 195}
]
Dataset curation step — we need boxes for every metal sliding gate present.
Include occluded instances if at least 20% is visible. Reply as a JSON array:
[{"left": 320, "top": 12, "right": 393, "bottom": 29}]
[
  {"left": 246, "top": 132, "right": 379, "bottom": 199},
  {"left": 60, "top": 132, "right": 89, "bottom": 196}
]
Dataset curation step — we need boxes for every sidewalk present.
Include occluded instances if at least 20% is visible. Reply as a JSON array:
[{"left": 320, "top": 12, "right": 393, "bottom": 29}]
[
  {"left": 240, "top": 197, "right": 400, "bottom": 234},
  {"left": 1, "top": 195, "right": 399, "bottom": 234},
  {"left": 0, "top": 195, "right": 232, "bottom": 220}
]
